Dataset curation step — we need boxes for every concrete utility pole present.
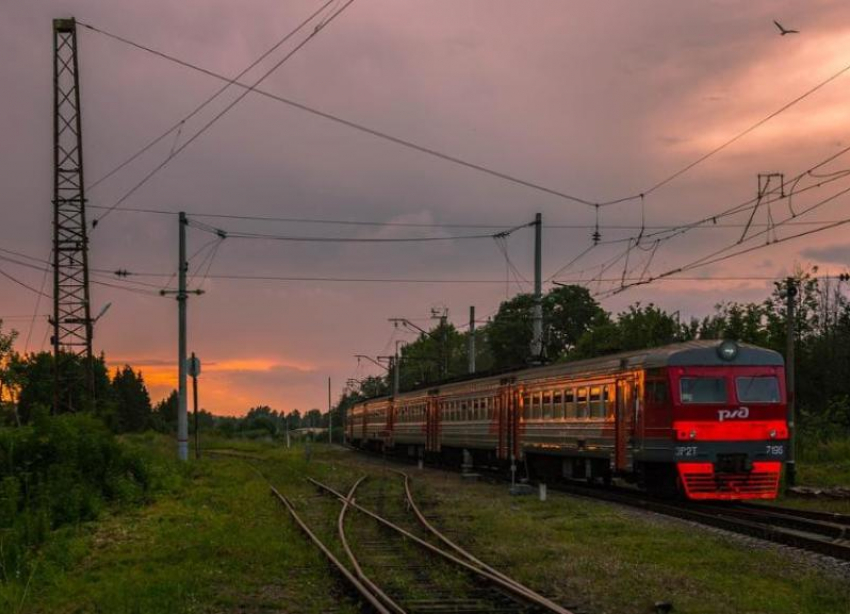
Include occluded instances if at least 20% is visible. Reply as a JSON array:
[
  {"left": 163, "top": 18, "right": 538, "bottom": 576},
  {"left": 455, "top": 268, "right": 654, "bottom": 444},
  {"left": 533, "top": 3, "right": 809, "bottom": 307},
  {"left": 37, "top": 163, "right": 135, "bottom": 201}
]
[
  {"left": 161, "top": 212, "right": 203, "bottom": 461},
  {"left": 328, "top": 377, "right": 332, "bottom": 444},
  {"left": 785, "top": 277, "right": 798, "bottom": 487},
  {"left": 393, "top": 352, "right": 400, "bottom": 397},
  {"left": 531, "top": 212, "right": 543, "bottom": 361},
  {"left": 177, "top": 212, "right": 188, "bottom": 461},
  {"left": 468, "top": 306, "right": 476, "bottom": 374}
]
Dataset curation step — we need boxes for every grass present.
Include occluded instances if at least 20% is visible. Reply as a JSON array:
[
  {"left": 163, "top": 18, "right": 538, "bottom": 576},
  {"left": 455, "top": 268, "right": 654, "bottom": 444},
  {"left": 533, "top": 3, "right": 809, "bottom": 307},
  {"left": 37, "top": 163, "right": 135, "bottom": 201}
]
[
  {"left": 397, "top": 466, "right": 850, "bottom": 614},
  {"left": 771, "top": 436, "right": 850, "bottom": 513},
  {"left": 3, "top": 436, "right": 849, "bottom": 614},
  {"left": 1, "top": 436, "right": 360, "bottom": 614}
]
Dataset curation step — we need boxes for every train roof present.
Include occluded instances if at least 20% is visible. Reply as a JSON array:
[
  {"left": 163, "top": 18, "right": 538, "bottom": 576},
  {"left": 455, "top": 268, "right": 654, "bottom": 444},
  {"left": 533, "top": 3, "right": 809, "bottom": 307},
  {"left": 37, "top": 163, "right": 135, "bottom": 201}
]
[{"left": 353, "top": 340, "right": 783, "bottom": 404}]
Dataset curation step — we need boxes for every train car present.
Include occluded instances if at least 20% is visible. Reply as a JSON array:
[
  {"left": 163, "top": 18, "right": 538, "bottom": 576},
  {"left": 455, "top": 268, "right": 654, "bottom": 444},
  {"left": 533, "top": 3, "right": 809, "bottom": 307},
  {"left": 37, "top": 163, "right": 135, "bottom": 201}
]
[{"left": 345, "top": 340, "right": 788, "bottom": 500}]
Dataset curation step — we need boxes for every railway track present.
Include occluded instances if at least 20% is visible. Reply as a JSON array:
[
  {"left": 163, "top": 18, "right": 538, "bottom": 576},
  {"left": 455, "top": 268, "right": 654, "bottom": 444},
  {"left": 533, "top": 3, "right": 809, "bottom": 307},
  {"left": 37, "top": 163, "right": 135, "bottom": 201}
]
[
  {"left": 540, "top": 481, "right": 850, "bottom": 563},
  {"left": 310, "top": 473, "right": 577, "bottom": 614},
  {"left": 275, "top": 467, "right": 580, "bottom": 614},
  {"left": 350, "top": 447, "right": 850, "bottom": 564}
]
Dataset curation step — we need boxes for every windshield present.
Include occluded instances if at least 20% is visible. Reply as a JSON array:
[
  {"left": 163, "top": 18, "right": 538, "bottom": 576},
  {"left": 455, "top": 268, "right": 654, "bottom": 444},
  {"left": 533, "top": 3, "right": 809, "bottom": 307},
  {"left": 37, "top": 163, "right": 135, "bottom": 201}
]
[
  {"left": 680, "top": 377, "right": 728, "bottom": 404},
  {"left": 736, "top": 376, "right": 780, "bottom": 403}
]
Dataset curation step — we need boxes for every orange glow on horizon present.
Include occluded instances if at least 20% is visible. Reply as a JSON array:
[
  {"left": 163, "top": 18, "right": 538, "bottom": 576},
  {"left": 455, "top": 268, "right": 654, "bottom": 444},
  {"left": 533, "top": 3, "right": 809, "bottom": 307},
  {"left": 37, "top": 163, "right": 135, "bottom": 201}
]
[{"left": 107, "top": 356, "right": 319, "bottom": 417}]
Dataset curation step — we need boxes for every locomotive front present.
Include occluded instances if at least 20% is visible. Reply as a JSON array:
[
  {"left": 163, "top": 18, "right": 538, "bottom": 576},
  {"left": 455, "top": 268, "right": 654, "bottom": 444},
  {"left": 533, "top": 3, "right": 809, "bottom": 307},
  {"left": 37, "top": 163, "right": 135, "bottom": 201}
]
[{"left": 666, "top": 341, "right": 788, "bottom": 500}]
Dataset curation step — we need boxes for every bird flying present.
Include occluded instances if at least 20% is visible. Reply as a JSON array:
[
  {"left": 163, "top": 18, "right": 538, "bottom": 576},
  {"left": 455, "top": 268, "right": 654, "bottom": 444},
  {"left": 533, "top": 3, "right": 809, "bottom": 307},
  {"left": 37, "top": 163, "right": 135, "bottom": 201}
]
[{"left": 774, "top": 20, "right": 799, "bottom": 35}]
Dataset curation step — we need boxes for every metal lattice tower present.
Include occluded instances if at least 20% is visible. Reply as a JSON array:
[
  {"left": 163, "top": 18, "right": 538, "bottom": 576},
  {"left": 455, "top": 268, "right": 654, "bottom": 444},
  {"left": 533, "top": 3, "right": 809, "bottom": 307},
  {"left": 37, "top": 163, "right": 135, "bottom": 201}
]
[{"left": 52, "top": 17, "right": 94, "bottom": 409}]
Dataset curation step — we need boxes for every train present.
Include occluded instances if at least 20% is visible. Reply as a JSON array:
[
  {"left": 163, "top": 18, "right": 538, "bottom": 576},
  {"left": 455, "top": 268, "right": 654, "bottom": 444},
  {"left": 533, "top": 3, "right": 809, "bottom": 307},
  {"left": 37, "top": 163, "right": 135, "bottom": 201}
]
[{"left": 345, "top": 339, "right": 789, "bottom": 500}]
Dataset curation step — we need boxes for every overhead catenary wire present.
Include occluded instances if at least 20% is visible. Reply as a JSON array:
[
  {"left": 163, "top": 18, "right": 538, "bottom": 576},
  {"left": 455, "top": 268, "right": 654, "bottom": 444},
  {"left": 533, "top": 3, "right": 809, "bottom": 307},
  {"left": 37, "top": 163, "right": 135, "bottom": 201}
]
[
  {"left": 544, "top": 145, "right": 850, "bottom": 282},
  {"left": 24, "top": 248, "right": 52, "bottom": 353},
  {"left": 83, "top": 202, "right": 850, "bottom": 230},
  {"left": 0, "top": 267, "right": 52, "bottom": 297},
  {"left": 82, "top": 20, "right": 850, "bottom": 213},
  {"left": 184, "top": 215, "right": 531, "bottom": 243},
  {"left": 79, "top": 0, "right": 339, "bottom": 193},
  {"left": 88, "top": 0, "right": 359, "bottom": 227},
  {"left": 81, "top": 21, "right": 601, "bottom": 209},
  {"left": 602, "top": 186, "right": 850, "bottom": 297},
  {"left": 599, "top": 59, "right": 850, "bottom": 205}
]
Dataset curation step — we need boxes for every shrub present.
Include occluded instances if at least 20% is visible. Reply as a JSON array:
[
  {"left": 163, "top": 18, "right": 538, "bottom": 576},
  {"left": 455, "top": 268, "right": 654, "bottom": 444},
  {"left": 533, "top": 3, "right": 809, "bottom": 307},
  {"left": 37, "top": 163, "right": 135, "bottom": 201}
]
[{"left": 0, "top": 413, "right": 156, "bottom": 581}]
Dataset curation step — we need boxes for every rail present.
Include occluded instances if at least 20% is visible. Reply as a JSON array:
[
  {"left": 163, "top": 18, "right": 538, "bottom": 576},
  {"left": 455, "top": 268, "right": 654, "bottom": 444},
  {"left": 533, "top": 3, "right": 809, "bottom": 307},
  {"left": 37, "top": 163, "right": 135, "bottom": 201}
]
[{"left": 309, "top": 477, "right": 576, "bottom": 614}]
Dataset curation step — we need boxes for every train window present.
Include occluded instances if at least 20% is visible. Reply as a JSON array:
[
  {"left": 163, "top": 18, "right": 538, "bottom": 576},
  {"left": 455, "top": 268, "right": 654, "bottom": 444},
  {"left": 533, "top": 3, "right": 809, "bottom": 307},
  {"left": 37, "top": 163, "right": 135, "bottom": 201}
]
[
  {"left": 564, "top": 389, "right": 575, "bottom": 418},
  {"left": 522, "top": 394, "right": 531, "bottom": 419},
  {"left": 576, "top": 388, "right": 588, "bottom": 418},
  {"left": 552, "top": 392, "right": 563, "bottom": 419},
  {"left": 542, "top": 391, "right": 553, "bottom": 419},
  {"left": 604, "top": 386, "right": 614, "bottom": 420},
  {"left": 532, "top": 392, "right": 542, "bottom": 420},
  {"left": 736, "top": 377, "right": 780, "bottom": 403},
  {"left": 589, "top": 387, "right": 604, "bottom": 418},
  {"left": 680, "top": 377, "right": 728, "bottom": 404}
]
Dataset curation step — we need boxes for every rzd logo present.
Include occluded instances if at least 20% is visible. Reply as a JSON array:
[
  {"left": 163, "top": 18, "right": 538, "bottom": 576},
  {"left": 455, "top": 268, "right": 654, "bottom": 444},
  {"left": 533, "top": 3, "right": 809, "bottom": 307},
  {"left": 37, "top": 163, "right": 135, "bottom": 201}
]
[{"left": 718, "top": 407, "right": 749, "bottom": 422}]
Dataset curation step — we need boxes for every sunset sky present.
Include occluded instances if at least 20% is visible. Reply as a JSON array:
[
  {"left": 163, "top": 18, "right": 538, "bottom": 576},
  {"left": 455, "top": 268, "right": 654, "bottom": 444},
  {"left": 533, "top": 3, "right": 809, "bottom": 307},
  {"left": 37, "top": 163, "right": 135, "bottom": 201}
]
[{"left": 3, "top": 1, "right": 850, "bottom": 415}]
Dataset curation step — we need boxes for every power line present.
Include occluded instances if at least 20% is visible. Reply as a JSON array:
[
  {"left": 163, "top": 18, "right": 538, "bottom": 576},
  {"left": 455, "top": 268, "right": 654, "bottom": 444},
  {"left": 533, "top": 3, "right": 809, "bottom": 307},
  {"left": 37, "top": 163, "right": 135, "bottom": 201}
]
[
  {"left": 82, "top": 20, "right": 850, "bottom": 212},
  {"left": 0, "top": 267, "right": 51, "bottom": 297},
  {"left": 185, "top": 217, "right": 522, "bottom": 243},
  {"left": 545, "top": 145, "right": 850, "bottom": 281},
  {"left": 110, "top": 272, "right": 545, "bottom": 284},
  {"left": 80, "top": 21, "right": 597, "bottom": 209},
  {"left": 24, "top": 248, "right": 52, "bottom": 353},
  {"left": 606, "top": 189, "right": 850, "bottom": 297},
  {"left": 79, "top": 0, "right": 339, "bottom": 193},
  {"left": 85, "top": 202, "right": 850, "bottom": 230},
  {"left": 88, "top": 0, "right": 359, "bottom": 226},
  {"left": 599, "top": 59, "right": 850, "bottom": 205}
]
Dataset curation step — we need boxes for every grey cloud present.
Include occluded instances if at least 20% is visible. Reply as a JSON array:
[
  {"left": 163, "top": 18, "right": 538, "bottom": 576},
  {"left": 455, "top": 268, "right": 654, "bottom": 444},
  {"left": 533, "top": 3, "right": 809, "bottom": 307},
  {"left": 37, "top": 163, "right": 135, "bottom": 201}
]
[
  {"left": 4, "top": 1, "right": 850, "bottom": 413},
  {"left": 801, "top": 244, "right": 850, "bottom": 265}
]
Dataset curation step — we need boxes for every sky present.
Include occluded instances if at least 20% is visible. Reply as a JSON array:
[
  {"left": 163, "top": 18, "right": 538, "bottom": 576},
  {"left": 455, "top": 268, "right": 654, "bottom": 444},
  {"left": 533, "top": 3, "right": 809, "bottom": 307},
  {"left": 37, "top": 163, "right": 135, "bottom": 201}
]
[{"left": 2, "top": 0, "right": 850, "bottom": 415}]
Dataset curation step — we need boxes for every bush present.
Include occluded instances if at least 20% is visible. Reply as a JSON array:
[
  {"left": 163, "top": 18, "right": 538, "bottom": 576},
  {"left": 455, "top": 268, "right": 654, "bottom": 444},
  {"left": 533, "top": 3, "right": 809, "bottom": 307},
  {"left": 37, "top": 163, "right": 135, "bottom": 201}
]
[{"left": 0, "top": 413, "right": 156, "bottom": 581}]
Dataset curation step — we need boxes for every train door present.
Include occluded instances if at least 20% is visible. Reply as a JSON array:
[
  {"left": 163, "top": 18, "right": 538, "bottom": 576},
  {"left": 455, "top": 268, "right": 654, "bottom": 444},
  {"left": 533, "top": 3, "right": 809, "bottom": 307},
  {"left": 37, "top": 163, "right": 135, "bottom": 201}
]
[
  {"left": 385, "top": 400, "right": 394, "bottom": 448},
  {"left": 496, "top": 385, "right": 509, "bottom": 460},
  {"left": 615, "top": 377, "right": 635, "bottom": 472},
  {"left": 426, "top": 396, "right": 440, "bottom": 453},
  {"left": 510, "top": 386, "right": 521, "bottom": 461}
]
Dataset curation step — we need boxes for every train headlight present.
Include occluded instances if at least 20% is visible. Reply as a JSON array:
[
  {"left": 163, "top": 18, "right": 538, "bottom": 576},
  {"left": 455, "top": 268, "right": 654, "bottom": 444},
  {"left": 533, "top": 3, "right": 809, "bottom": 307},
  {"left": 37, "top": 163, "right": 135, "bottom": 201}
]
[
  {"left": 717, "top": 340, "right": 739, "bottom": 361},
  {"left": 689, "top": 430, "right": 697, "bottom": 440},
  {"left": 769, "top": 429, "right": 777, "bottom": 439}
]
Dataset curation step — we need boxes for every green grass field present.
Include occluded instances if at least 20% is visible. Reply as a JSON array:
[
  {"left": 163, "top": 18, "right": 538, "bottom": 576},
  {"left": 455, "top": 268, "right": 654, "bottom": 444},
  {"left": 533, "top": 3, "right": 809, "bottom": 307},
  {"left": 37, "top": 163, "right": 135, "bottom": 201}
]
[
  {"left": 3, "top": 437, "right": 849, "bottom": 614},
  {"left": 1, "top": 437, "right": 361, "bottom": 614}
]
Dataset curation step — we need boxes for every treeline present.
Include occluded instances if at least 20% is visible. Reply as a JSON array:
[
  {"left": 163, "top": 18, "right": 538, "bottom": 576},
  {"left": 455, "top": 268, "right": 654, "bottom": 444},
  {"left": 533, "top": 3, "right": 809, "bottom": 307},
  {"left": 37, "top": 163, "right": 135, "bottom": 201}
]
[
  {"left": 346, "top": 270, "right": 850, "bottom": 442},
  {"left": 214, "top": 405, "right": 345, "bottom": 442}
]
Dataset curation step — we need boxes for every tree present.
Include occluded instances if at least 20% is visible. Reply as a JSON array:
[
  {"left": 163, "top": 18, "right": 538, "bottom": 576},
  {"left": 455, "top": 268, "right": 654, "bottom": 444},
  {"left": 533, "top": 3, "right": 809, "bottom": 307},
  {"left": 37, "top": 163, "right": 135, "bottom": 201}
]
[
  {"left": 0, "top": 322, "right": 21, "bottom": 425},
  {"left": 111, "top": 365, "right": 152, "bottom": 432},
  {"left": 574, "top": 303, "right": 686, "bottom": 358},
  {"left": 303, "top": 408, "right": 322, "bottom": 428},
  {"left": 487, "top": 285, "right": 607, "bottom": 368},
  {"left": 285, "top": 409, "right": 302, "bottom": 431},
  {"left": 244, "top": 405, "right": 280, "bottom": 435},
  {"left": 152, "top": 390, "right": 178, "bottom": 432}
]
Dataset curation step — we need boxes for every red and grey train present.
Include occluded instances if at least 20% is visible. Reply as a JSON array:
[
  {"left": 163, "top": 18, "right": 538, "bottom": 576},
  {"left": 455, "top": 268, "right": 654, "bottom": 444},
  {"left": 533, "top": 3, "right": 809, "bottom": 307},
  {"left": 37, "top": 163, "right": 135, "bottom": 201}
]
[{"left": 346, "top": 340, "right": 789, "bottom": 500}]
